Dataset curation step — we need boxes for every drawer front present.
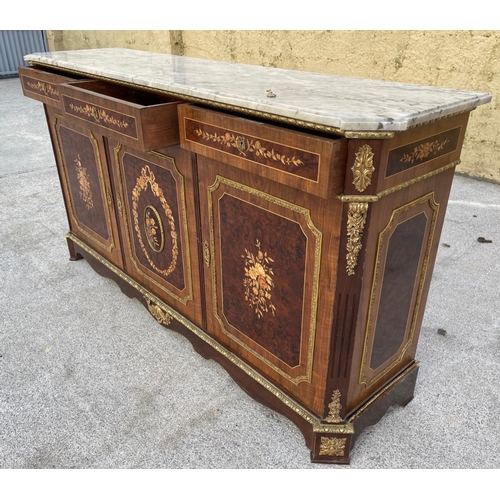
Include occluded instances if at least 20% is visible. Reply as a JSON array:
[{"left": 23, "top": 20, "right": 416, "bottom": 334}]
[
  {"left": 18, "top": 66, "right": 75, "bottom": 110},
  {"left": 179, "top": 104, "right": 347, "bottom": 199},
  {"left": 59, "top": 80, "right": 181, "bottom": 151}
]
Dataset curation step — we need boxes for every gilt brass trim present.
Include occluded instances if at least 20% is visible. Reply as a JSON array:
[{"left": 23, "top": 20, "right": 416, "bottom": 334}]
[
  {"left": 203, "top": 240, "right": 210, "bottom": 268},
  {"left": 319, "top": 437, "right": 347, "bottom": 457},
  {"left": 146, "top": 298, "right": 173, "bottom": 325},
  {"left": 65, "top": 232, "right": 355, "bottom": 435},
  {"left": 344, "top": 131, "right": 395, "bottom": 139},
  {"left": 346, "top": 202, "right": 369, "bottom": 276},
  {"left": 351, "top": 144, "right": 375, "bottom": 192},
  {"left": 406, "top": 109, "right": 473, "bottom": 130},
  {"left": 325, "top": 389, "right": 343, "bottom": 423}
]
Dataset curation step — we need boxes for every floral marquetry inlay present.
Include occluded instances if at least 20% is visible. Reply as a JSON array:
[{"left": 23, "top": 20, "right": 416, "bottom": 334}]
[
  {"left": 68, "top": 102, "right": 131, "bottom": 131},
  {"left": 74, "top": 154, "right": 94, "bottom": 210},
  {"left": 195, "top": 129, "right": 305, "bottom": 167},
  {"left": 26, "top": 80, "right": 59, "bottom": 98},
  {"left": 243, "top": 239, "right": 276, "bottom": 319},
  {"left": 144, "top": 205, "right": 164, "bottom": 253},
  {"left": 400, "top": 138, "right": 450, "bottom": 165},
  {"left": 352, "top": 144, "right": 375, "bottom": 192}
]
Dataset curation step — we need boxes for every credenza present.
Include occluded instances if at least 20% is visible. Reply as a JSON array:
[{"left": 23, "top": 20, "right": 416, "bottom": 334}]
[{"left": 20, "top": 48, "right": 491, "bottom": 464}]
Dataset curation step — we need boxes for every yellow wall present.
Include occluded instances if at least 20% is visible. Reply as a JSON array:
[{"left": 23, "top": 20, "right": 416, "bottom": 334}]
[{"left": 46, "top": 30, "right": 499, "bottom": 183}]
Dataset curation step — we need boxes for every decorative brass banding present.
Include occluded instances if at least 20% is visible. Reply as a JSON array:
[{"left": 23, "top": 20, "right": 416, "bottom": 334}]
[
  {"left": 319, "top": 437, "right": 347, "bottom": 456},
  {"left": 325, "top": 389, "right": 342, "bottom": 423},
  {"left": 346, "top": 202, "right": 369, "bottom": 276},
  {"left": 344, "top": 131, "right": 395, "bottom": 139},
  {"left": 352, "top": 144, "right": 375, "bottom": 192},
  {"left": 146, "top": 298, "right": 173, "bottom": 325}
]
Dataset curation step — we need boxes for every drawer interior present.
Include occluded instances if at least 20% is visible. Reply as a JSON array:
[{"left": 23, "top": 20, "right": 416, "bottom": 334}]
[{"left": 65, "top": 80, "right": 179, "bottom": 107}]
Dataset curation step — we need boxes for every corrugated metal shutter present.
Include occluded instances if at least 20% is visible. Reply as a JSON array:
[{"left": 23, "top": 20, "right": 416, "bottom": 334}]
[{"left": 0, "top": 30, "right": 48, "bottom": 78}]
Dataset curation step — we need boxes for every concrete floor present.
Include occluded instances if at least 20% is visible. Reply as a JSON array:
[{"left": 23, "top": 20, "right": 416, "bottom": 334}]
[{"left": 1, "top": 76, "right": 499, "bottom": 469}]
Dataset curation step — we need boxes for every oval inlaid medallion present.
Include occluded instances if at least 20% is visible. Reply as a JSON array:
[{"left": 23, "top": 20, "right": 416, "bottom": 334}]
[
  {"left": 131, "top": 164, "right": 178, "bottom": 277},
  {"left": 144, "top": 205, "right": 164, "bottom": 253}
]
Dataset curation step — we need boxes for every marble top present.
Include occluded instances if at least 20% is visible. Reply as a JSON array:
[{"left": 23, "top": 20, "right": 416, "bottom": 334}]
[{"left": 25, "top": 48, "right": 491, "bottom": 132}]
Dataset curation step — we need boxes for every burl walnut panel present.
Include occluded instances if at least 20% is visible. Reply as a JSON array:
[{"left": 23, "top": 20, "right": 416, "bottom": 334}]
[{"left": 218, "top": 192, "right": 307, "bottom": 367}]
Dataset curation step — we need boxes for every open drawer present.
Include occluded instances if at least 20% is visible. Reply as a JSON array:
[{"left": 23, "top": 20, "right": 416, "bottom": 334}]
[
  {"left": 59, "top": 80, "right": 182, "bottom": 151},
  {"left": 19, "top": 66, "right": 76, "bottom": 110},
  {"left": 179, "top": 104, "right": 347, "bottom": 198}
]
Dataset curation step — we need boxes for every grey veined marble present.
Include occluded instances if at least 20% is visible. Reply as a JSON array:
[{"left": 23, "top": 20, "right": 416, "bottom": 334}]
[{"left": 25, "top": 48, "right": 491, "bottom": 132}]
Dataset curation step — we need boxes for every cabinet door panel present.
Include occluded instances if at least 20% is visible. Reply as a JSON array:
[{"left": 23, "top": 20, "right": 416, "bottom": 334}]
[
  {"left": 47, "top": 107, "right": 123, "bottom": 267},
  {"left": 110, "top": 143, "right": 203, "bottom": 325},
  {"left": 198, "top": 156, "right": 343, "bottom": 414}
]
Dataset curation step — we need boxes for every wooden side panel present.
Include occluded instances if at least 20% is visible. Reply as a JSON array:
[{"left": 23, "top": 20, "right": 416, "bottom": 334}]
[
  {"left": 46, "top": 106, "right": 123, "bottom": 267},
  {"left": 198, "top": 156, "right": 343, "bottom": 414},
  {"left": 346, "top": 166, "right": 456, "bottom": 411},
  {"left": 109, "top": 143, "right": 204, "bottom": 325}
]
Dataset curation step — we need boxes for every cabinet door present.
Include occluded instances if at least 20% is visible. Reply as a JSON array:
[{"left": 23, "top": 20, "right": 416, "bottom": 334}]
[
  {"left": 198, "top": 156, "right": 343, "bottom": 414},
  {"left": 46, "top": 107, "right": 123, "bottom": 267},
  {"left": 109, "top": 143, "right": 204, "bottom": 325}
]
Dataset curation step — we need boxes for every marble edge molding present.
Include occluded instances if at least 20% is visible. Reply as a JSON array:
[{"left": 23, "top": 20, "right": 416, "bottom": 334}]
[{"left": 24, "top": 49, "right": 492, "bottom": 134}]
